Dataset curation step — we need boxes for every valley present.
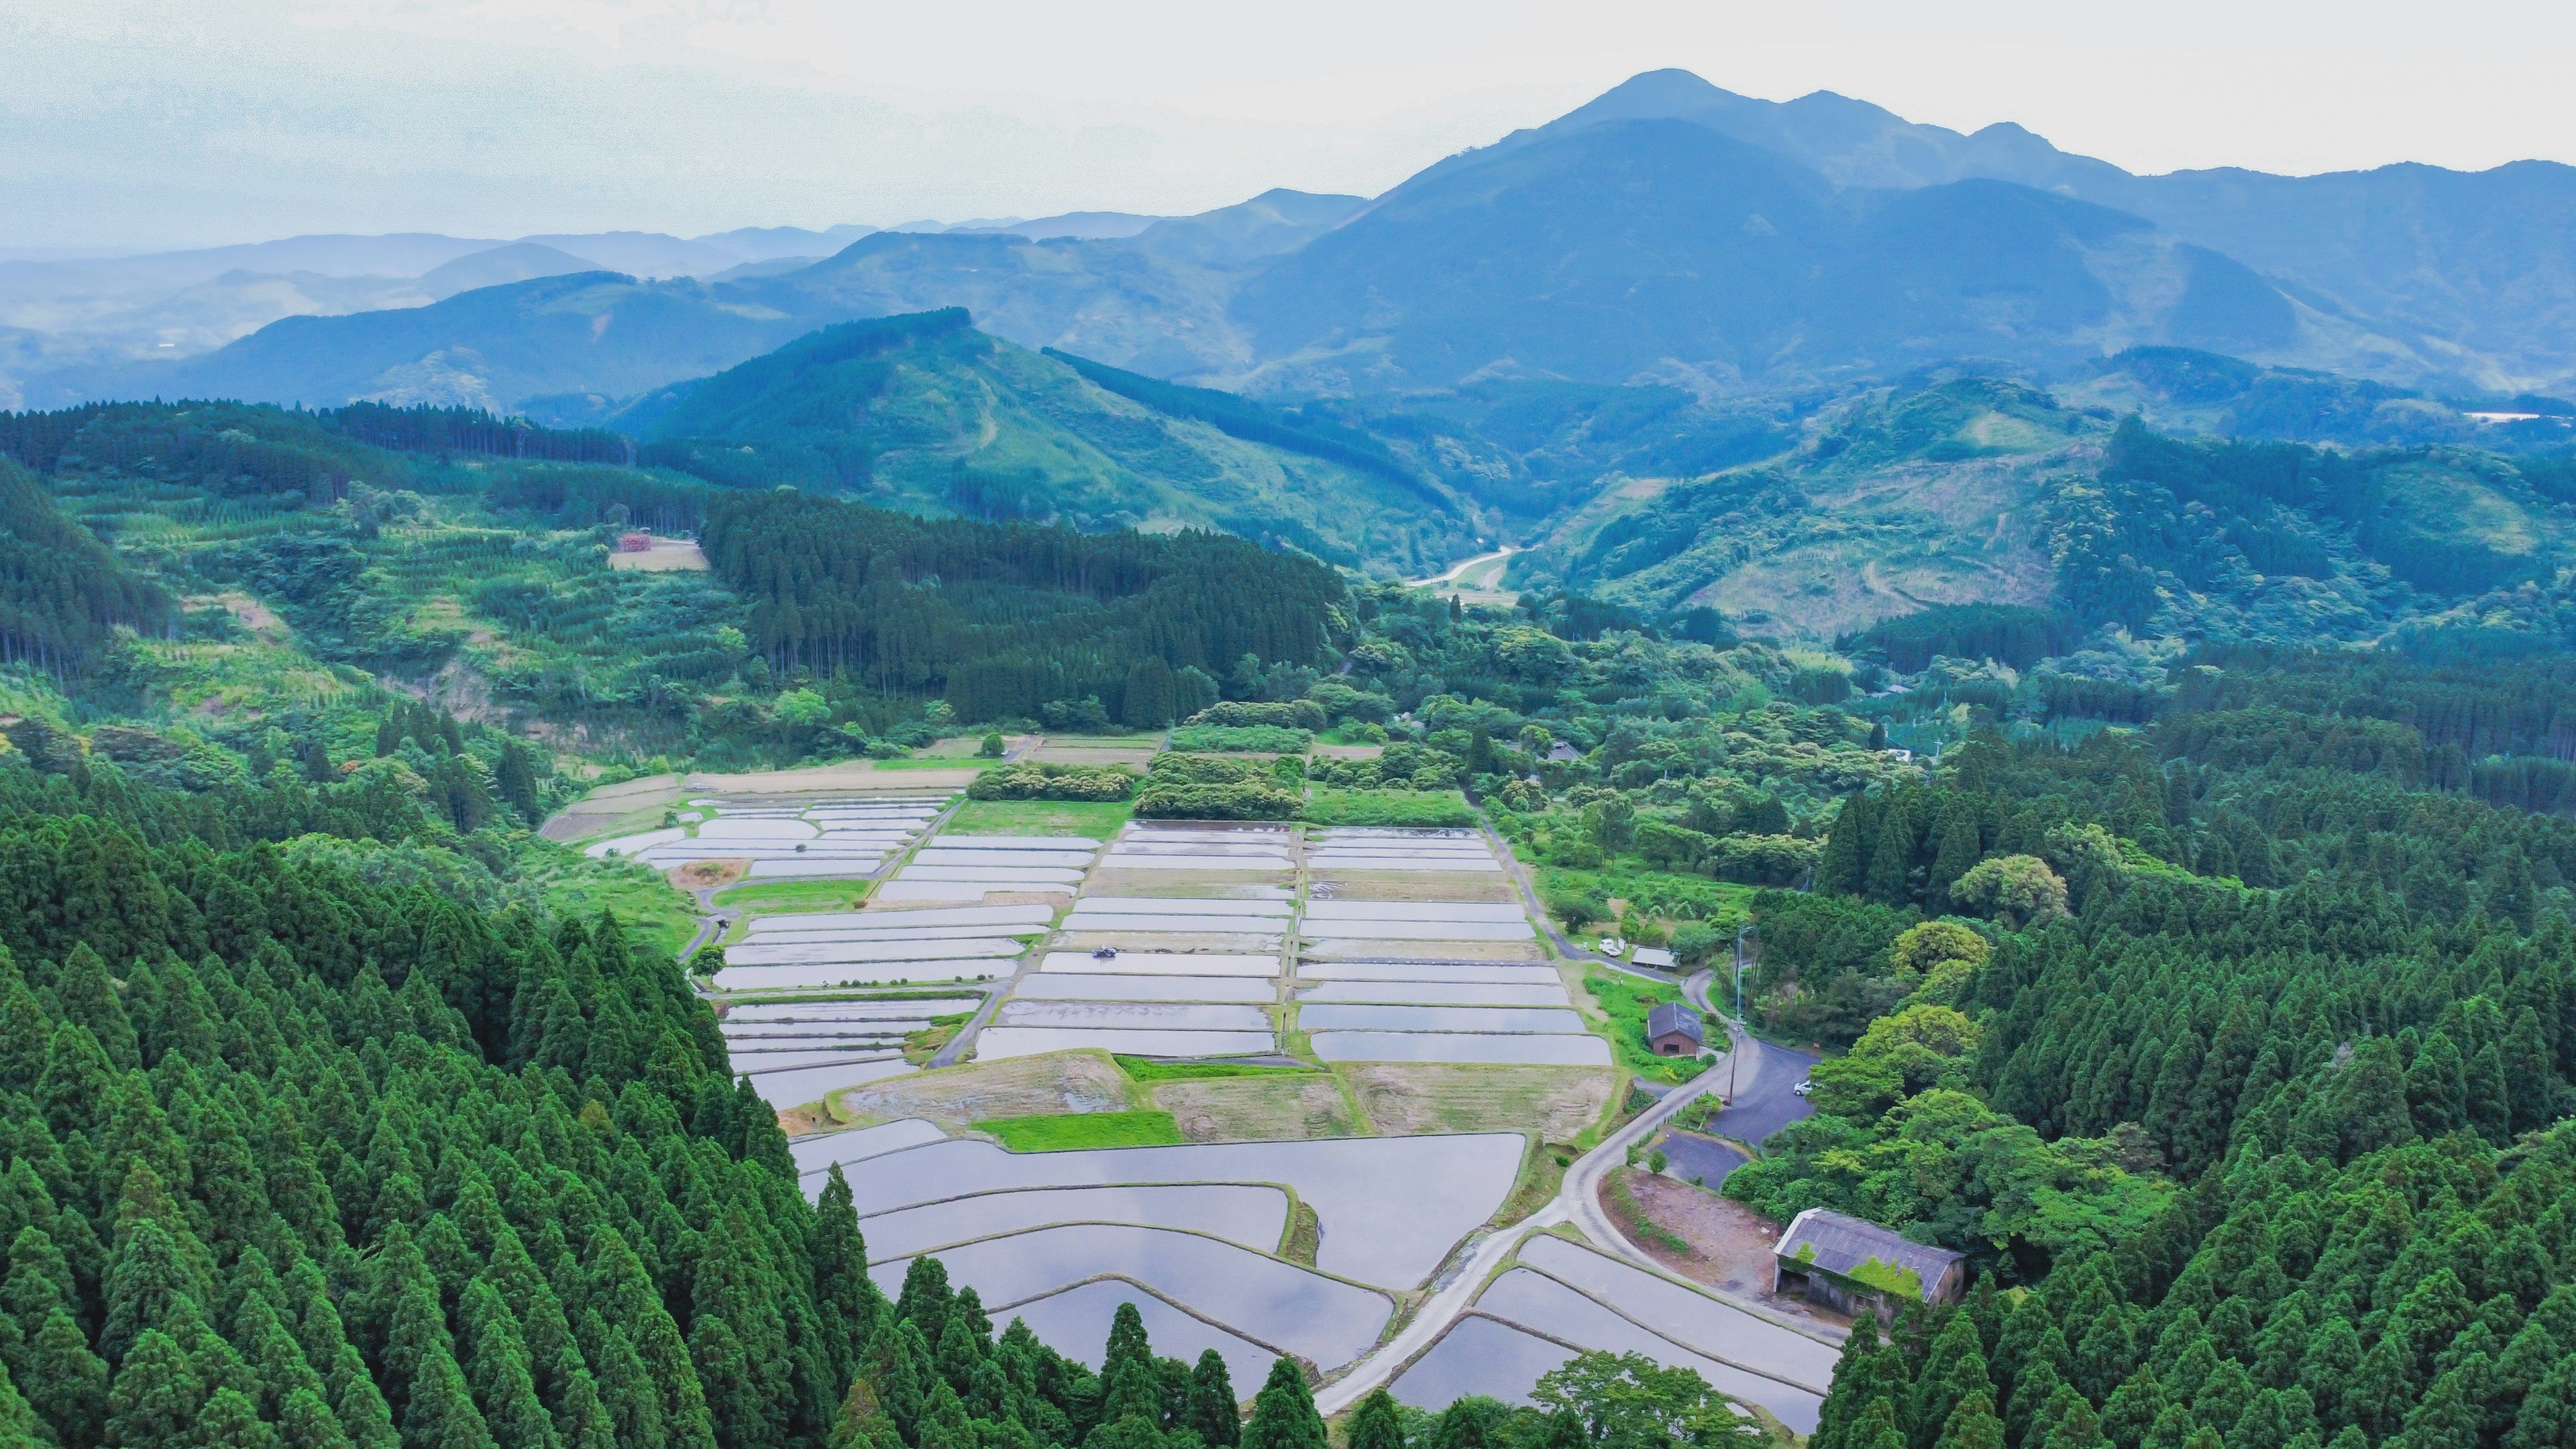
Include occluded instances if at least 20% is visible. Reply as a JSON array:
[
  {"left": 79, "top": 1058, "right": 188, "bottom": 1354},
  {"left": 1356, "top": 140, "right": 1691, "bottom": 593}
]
[{"left": 9, "top": 54, "right": 2576, "bottom": 1449}]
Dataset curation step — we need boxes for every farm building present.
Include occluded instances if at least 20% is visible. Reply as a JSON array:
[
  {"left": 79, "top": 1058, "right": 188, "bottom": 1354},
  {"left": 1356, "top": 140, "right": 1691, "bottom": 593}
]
[
  {"left": 1772, "top": 1208, "right": 1966, "bottom": 1320},
  {"left": 1646, "top": 1002, "right": 1703, "bottom": 1056}
]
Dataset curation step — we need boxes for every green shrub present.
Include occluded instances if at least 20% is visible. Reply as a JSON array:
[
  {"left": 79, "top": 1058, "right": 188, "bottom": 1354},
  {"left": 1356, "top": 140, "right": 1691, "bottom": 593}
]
[
  {"left": 1147, "top": 753, "right": 1273, "bottom": 784},
  {"left": 967, "top": 761, "right": 1137, "bottom": 801},
  {"left": 1186, "top": 699, "right": 1327, "bottom": 731},
  {"left": 1672, "top": 922, "right": 1726, "bottom": 967},
  {"left": 1167, "top": 723, "right": 1311, "bottom": 753},
  {"left": 1298, "top": 787, "right": 1477, "bottom": 827},
  {"left": 1550, "top": 890, "right": 1608, "bottom": 928},
  {"left": 1134, "top": 781, "right": 1300, "bottom": 820}
]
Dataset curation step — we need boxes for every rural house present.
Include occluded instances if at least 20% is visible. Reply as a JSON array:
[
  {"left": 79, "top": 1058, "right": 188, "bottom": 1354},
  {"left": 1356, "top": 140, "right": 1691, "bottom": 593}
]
[
  {"left": 1772, "top": 1208, "right": 1967, "bottom": 1320},
  {"left": 1646, "top": 1002, "right": 1703, "bottom": 1056}
]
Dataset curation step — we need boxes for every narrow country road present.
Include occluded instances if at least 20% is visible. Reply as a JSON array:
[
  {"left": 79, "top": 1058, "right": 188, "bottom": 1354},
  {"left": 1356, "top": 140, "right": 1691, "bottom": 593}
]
[
  {"left": 1311, "top": 819, "right": 1838, "bottom": 1412},
  {"left": 1405, "top": 543, "right": 1521, "bottom": 590}
]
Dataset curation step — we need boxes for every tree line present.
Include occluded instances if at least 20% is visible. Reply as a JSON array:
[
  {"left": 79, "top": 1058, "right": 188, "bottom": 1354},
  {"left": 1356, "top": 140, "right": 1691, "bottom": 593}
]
[{"left": 698, "top": 492, "right": 1340, "bottom": 724}]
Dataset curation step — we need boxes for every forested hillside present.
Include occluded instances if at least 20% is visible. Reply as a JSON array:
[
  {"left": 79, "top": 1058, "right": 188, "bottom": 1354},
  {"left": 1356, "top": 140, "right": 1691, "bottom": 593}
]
[
  {"left": 610, "top": 313, "right": 1472, "bottom": 576},
  {"left": 0, "top": 749, "right": 1338, "bottom": 1449},
  {"left": 1515, "top": 374, "right": 2576, "bottom": 651},
  {"left": 1721, "top": 659, "right": 2576, "bottom": 1445}
]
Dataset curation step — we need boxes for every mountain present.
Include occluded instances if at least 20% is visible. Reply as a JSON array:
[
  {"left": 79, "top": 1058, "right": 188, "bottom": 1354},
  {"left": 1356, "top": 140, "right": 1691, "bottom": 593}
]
[
  {"left": 0, "top": 224, "right": 886, "bottom": 402},
  {"left": 37, "top": 187, "right": 1381, "bottom": 411},
  {"left": 1435, "top": 66, "right": 2136, "bottom": 196},
  {"left": 1508, "top": 368, "right": 2576, "bottom": 649},
  {"left": 1532, "top": 70, "right": 2576, "bottom": 391},
  {"left": 75, "top": 270, "right": 808, "bottom": 413},
  {"left": 615, "top": 310, "right": 1479, "bottom": 575},
  {"left": 415, "top": 242, "right": 602, "bottom": 300},
  {"left": 1232, "top": 119, "right": 2314, "bottom": 391},
  {"left": 955, "top": 211, "right": 1168, "bottom": 239},
  {"left": 38, "top": 69, "right": 2576, "bottom": 413}
]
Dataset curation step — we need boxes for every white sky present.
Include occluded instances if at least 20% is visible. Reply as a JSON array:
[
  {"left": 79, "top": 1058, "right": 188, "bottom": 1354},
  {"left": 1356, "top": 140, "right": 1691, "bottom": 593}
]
[{"left": 9, "top": 0, "right": 2576, "bottom": 255}]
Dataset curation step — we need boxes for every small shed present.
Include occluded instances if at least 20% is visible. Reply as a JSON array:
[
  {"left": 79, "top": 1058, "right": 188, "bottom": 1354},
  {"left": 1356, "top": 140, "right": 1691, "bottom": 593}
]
[
  {"left": 1772, "top": 1208, "right": 1967, "bottom": 1321},
  {"left": 1646, "top": 1002, "right": 1703, "bottom": 1056}
]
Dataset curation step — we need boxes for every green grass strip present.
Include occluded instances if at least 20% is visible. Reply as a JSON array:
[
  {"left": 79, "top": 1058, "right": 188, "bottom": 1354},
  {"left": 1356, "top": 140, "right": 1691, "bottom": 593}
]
[{"left": 973, "top": 1110, "right": 1184, "bottom": 1151}]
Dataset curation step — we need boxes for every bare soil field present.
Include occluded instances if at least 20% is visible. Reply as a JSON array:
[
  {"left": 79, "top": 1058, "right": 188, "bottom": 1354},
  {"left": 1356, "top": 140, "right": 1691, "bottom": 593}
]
[
  {"left": 537, "top": 773, "right": 687, "bottom": 841},
  {"left": 605, "top": 537, "right": 709, "bottom": 571},
  {"left": 838, "top": 1051, "right": 1134, "bottom": 1130},
  {"left": 1603, "top": 1169, "right": 1850, "bottom": 1332},
  {"left": 1152, "top": 1075, "right": 1360, "bottom": 1141},
  {"left": 1342, "top": 1063, "right": 1616, "bottom": 1138}
]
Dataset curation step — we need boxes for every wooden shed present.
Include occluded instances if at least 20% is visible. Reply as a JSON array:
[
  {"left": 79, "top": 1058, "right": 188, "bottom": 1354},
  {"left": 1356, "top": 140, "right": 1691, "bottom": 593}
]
[
  {"left": 1646, "top": 1002, "right": 1703, "bottom": 1056},
  {"left": 1772, "top": 1208, "right": 1968, "bottom": 1322}
]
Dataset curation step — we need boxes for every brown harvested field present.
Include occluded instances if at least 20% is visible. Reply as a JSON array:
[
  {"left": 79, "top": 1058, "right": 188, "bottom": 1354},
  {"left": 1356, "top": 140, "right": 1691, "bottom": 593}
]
[
  {"left": 1603, "top": 1169, "right": 1850, "bottom": 1332},
  {"left": 667, "top": 858, "right": 749, "bottom": 890},
  {"left": 1341, "top": 1063, "right": 1617, "bottom": 1139},
  {"left": 837, "top": 1052, "right": 1133, "bottom": 1130},
  {"left": 605, "top": 537, "right": 710, "bottom": 571},
  {"left": 1152, "top": 1074, "right": 1358, "bottom": 1141},
  {"left": 912, "top": 735, "right": 1035, "bottom": 759},
  {"left": 1307, "top": 874, "right": 1521, "bottom": 904},
  {"left": 1033, "top": 745, "right": 1157, "bottom": 767},
  {"left": 1311, "top": 743, "right": 1385, "bottom": 761},
  {"left": 538, "top": 773, "right": 688, "bottom": 841}
]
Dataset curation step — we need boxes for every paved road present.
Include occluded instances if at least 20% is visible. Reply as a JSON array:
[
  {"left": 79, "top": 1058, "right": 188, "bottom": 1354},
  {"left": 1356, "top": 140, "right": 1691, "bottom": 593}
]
[
  {"left": 1405, "top": 544, "right": 1523, "bottom": 590},
  {"left": 1309, "top": 821, "right": 1837, "bottom": 1412},
  {"left": 1682, "top": 968, "right": 1820, "bottom": 1150}
]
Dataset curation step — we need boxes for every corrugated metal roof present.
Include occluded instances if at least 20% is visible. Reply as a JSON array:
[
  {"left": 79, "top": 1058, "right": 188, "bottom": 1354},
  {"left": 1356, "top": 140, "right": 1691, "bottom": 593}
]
[
  {"left": 1772, "top": 1208, "right": 1962, "bottom": 1299},
  {"left": 1646, "top": 1002, "right": 1701, "bottom": 1041}
]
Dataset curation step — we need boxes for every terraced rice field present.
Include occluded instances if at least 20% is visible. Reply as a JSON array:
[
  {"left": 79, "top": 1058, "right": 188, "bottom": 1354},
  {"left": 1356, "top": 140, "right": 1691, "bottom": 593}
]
[
  {"left": 818, "top": 1132, "right": 1522, "bottom": 1289},
  {"left": 879, "top": 834, "right": 1106, "bottom": 902},
  {"left": 706, "top": 802, "right": 1087, "bottom": 1105},
  {"left": 1389, "top": 1235, "right": 1833, "bottom": 1433},
  {"left": 585, "top": 792, "right": 948, "bottom": 878},
  {"left": 1290, "top": 830, "right": 1607, "bottom": 1068}
]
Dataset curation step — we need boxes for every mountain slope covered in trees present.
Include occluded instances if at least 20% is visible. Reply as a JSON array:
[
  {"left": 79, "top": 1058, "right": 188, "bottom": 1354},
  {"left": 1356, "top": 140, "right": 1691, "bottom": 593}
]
[
  {"left": 1509, "top": 373, "right": 2576, "bottom": 647},
  {"left": 608, "top": 313, "right": 1474, "bottom": 575}
]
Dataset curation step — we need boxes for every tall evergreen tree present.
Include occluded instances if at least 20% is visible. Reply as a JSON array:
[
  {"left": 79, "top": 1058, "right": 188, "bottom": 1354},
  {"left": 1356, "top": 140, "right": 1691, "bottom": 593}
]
[{"left": 1238, "top": 1361, "right": 1323, "bottom": 1449}]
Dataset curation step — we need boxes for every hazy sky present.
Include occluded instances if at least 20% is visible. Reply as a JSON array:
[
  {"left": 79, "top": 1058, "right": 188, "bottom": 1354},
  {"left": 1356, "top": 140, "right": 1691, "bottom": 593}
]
[{"left": 10, "top": 0, "right": 2576, "bottom": 256}]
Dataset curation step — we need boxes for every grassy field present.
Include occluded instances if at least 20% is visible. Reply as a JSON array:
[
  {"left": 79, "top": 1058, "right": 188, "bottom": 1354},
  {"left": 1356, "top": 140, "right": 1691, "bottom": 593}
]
[
  {"left": 974, "top": 1110, "right": 1183, "bottom": 1150},
  {"left": 524, "top": 849, "right": 701, "bottom": 959},
  {"left": 946, "top": 798, "right": 1135, "bottom": 837},
  {"left": 1579, "top": 969, "right": 1709, "bottom": 1084},
  {"left": 1118, "top": 1057, "right": 1314, "bottom": 1082},
  {"left": 1538, "top": 864, "right": 1756, "bottom": 937},
  {"left": 710, "top": 879, "right": 871, "bottom": 914},
  {"left": 1299, "top": 787, "right": 1478, "bottom": 827}
]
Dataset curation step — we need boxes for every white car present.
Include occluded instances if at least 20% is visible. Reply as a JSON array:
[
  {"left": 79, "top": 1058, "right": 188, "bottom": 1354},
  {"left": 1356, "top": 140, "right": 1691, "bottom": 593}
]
[{"left": 1792, "top": 1079, "right": 1813, "bottom": 1097}]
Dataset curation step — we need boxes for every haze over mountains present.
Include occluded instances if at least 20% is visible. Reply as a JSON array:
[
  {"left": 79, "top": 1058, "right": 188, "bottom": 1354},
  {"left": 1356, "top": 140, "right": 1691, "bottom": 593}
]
[{"left": 19, "top": 66, "right": 2576, "bottom": 418}]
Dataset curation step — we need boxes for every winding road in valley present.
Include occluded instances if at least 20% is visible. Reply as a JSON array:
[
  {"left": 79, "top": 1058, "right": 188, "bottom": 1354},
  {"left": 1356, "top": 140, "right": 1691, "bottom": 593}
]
[{"left": 1405, "top": 544, "right": 1521, "bottom": 590}]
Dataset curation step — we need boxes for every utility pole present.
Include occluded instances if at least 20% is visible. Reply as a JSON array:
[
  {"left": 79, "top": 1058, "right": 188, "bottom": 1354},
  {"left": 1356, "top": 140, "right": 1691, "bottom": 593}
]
[{"left": 1728, "top": 924, "right": 1752, "bottom": 1101}]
